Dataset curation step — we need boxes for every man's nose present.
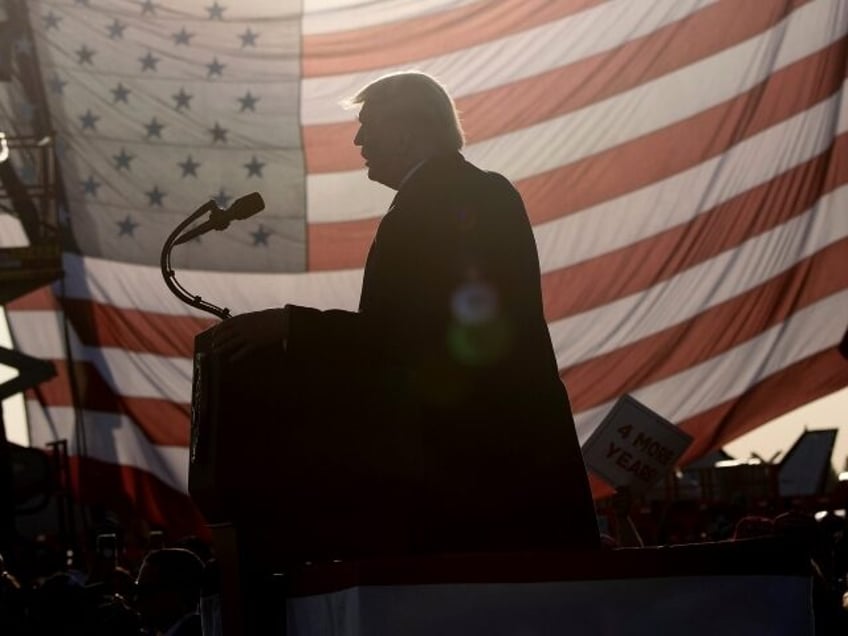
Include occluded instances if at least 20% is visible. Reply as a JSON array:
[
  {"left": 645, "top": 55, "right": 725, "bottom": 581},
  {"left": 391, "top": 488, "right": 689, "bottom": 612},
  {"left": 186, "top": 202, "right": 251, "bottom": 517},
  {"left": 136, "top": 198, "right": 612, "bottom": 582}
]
[{"left": 353, "top": 127, "right": 363, "bottom": 147}]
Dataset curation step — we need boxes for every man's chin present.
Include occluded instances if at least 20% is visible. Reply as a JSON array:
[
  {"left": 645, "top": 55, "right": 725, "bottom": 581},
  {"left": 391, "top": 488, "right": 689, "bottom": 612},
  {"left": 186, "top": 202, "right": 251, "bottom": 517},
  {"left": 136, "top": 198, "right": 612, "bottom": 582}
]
[{"left": 366, "top": 166, "right": 393, "bottom": 188}]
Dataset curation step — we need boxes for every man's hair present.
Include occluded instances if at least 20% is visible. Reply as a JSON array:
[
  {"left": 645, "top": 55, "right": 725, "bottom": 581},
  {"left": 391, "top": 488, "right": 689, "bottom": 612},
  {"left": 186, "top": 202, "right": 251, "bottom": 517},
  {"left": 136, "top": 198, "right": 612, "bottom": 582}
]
[{"left": 346, "top": 70, "right": 465, "bottom": 152}]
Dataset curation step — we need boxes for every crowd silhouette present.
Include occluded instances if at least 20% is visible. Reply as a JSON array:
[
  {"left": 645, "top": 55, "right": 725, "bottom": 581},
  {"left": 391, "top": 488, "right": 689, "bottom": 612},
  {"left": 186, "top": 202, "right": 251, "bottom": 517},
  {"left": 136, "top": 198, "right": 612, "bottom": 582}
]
[
  {"left": 2, "top": 499, "right": 848, "bottom": 634},
  {"left": 0, "top": 527, "right": 215, "bottom": 635}
]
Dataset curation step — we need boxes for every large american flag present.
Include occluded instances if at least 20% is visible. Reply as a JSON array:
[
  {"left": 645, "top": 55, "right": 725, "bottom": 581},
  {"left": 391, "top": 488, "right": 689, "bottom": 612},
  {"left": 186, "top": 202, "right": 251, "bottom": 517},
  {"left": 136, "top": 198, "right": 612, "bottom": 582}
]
[{"left": 1, "top": 0, "right": 847, "bottom": 535}]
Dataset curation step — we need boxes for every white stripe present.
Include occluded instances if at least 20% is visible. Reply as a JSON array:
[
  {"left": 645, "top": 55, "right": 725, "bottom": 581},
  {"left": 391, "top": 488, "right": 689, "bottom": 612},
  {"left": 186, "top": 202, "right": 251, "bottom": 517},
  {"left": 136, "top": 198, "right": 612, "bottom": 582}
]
[
  {"left": 9, "top": 91, "right": 836, "bottom": 332},
  {"left": 42, "top": 253, "right": 364, "bottom": 315},
  {"left": 473, "top": 0, "right": 847, "bottom": 181},
  {"left": 60, "top": 73, "right": 838, "bottom": 313},
  {"left": 550, "top": 183, "right": 848, "bottom": 368},
  {"left": 537, "top": 92, "right": 845, "bottom": 272},
  {"left": 302, "top": 0, "right": 479, "bottom": 36},
  {"left": 301, "top": 0, "right": 715, "bottom": 124},
  {"left": 23, "top": 284, "right": 847, "bottom": 494},
  {"left": 86, "top": 348, "right": 192, "bottom": 403},
  {"left": 0, "top": 213, "right": 28, "bottom": 247},
  {"left": 573, "top": 288, "right": 848, "bottom": 444},
  {"left": 305, "top": 0, "right": 848, "bottom": 223},
  {"left": 0, "top": 305, "right": 206, "bottom": 401},
  {"left": 304, "top": 86, "right": 842, "bottom": 271},
  {"left": 25, "top": 402, "right": 188, "bottom": 493},
  {"left": 8, "top": 99, "right": 842, "bottom": 328},
  {"left": 4, "top": 309, "right": 85, "bottom": 360},
  {"left": 307, "top": 177, "right": 394, "bottom": 226},
  {"left": 9, "top": 184, "right": 846, "bottom": 405},
  {"left": 2, "top": 308, "right": 192, "bottom": 403}
]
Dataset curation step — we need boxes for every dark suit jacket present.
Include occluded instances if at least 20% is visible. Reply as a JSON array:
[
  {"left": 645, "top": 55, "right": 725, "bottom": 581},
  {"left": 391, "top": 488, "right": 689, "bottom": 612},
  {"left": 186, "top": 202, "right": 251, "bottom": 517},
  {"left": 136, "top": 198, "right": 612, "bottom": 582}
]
[{"left": 284, "top": 152, "right": 599, "bottom": 553}]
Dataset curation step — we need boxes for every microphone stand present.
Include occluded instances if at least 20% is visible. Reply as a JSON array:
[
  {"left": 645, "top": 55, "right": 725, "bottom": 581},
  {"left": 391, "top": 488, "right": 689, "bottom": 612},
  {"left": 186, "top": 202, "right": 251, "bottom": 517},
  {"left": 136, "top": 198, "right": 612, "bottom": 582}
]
[{"left": 160, "top": 200, "right": 231, "bottom": 321}]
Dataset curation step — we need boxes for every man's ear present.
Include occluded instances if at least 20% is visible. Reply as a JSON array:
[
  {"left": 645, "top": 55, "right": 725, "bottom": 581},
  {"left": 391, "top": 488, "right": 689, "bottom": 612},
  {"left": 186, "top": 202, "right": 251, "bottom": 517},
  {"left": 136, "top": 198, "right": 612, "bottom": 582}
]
[{"left": 395, "top": 128, "right": 414, "bottom": 156}]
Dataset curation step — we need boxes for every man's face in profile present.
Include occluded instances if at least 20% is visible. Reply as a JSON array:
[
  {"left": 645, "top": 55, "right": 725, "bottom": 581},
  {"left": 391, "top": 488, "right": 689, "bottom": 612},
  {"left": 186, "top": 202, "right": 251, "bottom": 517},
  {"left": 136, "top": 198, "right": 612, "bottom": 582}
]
[
  {"left": 353, "top": 102, "right": 409, "bottom": 189},
  {"left": 134, "top": 563, "right": 173, "bottom": 631}
]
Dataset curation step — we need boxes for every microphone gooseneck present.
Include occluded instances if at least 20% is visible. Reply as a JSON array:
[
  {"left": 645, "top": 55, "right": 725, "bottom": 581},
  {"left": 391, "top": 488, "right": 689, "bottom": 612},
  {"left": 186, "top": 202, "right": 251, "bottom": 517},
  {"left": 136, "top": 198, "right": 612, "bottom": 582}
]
[
  {"left": 174, "top": 192, "right": 266, "bottom": 246},
  {"left": 160, "top": 192, "right": 266, "bottom": 320}
]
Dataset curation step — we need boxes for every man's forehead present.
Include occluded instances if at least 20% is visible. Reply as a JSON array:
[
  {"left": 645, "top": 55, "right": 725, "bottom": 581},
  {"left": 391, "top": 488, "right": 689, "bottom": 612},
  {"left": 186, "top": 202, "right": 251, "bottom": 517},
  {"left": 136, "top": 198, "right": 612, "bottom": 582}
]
[
  {"left": 358, "top": 101, "right": 396, "bottom": 123},
  {"left": 358, "top": 101, "right": 375, "bottom": 121}
]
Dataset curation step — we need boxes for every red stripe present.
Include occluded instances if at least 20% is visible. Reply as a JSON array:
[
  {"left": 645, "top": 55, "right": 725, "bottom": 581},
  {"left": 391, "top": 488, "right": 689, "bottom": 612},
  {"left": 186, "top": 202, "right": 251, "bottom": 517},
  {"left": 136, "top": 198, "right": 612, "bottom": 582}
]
[
  {"left": 589, "top": 348, "right": 848, "bottom": 498},
  {"left": 543, "top": 130, "right": 848, "bottom": 322},
  {"left": 54, "top": 356, "right": 848, "bottom": 528},
  {"left": 5, "top": 287, "right": 210, "bottom": 360},
  {"left": 24, "top": 228, "right": 848, "bottom": 448},
  {"left": 307, "top": 37, "right": 848, "bottom": 271},
  {"left": 60, "top": 351, "right": 848, "bottom": 526},
  {"left": 63, "top": 298, "right": 213, "bottom": 356},
  {"left": 25, "top": 237, "right": 848, "bottom": 450},
  {"left": 8, "top": 295, "right": 212, "bottom": 358},
  {"left": 564, "top": 239, "right": 848, "bottom": 413},
  {"left": 304, "top": 0, "right": 811, "bottom": 174},
  {"left": 302, "top": 0, "right": 603, "bottom": 77},
  {"left": 519, "top": 36, "right": 848, "bottom": 224},
  {"left": 67, "top": 455, "right": 208, "bottom": 540},
  {"left": 677, "top": 348, "right": 848, "bottom": 464},
  {"left": 27, "top": 361, "right": 190, "bottom": 446},
  {"left": 6, "top": 285, "right": 59, "bottom": 311},
  {"left": 307, "top": 217, "right": 380, "bottom": 274},
  {"left": 6, "top": 290, "right": 211, "bottom": 358},
  {"left": 26, "top": 241, "right": 847, "bottom": 448},
  {"left": 11, "top": 130, "right": 848, "bottom": 365},
  {"left": 11, "top": 34, "right": 843, "bottom": 332}
]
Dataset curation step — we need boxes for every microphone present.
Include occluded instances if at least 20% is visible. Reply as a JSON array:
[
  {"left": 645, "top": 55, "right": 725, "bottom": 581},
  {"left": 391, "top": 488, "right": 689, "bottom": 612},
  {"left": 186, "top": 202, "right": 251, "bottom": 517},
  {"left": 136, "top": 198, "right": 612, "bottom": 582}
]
[{"left": 174, "top": 192, "right": 265, "bottom": 245}]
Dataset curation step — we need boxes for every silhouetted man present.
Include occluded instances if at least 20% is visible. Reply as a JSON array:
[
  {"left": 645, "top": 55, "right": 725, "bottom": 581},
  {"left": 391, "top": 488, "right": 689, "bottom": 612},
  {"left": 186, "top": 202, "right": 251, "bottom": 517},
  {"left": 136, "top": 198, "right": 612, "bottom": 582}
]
[
  {"left": 213, "top": 71, "right": 599, "bottom": 552},
  {"left": 134, "top": 548, "right": 203, "bottom": 636}
]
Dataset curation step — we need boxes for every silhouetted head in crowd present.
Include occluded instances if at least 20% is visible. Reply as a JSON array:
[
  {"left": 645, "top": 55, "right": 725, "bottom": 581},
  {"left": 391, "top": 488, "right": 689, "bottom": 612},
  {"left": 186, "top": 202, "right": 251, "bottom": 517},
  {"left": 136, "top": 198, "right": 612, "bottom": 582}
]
[
  {"left": 90, "top": 593, "right": 143, "bottom": 636},
  {"left": 0, "top": 552, "right": 26, "bottom": 635},
  {"left": 29, "top": 572, "right": 92, "bottom": 636},
  {"left": 173, "top": 534, "right": 214, "bottom": 564},
  {"left": 774, "top": 511, "right": 821, "bottom": 547},
  {"left": 134, "top": 548, "right": 204, "bottom": 633},
  {"left": 732, "top": 515, "right": 775, "bottom": 541},
  {"left": 817, "top": 510, "right": 845, "bottom": 539}
]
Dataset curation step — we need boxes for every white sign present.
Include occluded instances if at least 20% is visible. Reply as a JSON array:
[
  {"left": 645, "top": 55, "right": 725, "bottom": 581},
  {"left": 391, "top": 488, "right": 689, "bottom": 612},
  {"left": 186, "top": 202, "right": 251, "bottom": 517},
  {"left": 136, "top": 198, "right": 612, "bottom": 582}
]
[{"left": 582, "top": 395, "right": 693, "bottom": 493}]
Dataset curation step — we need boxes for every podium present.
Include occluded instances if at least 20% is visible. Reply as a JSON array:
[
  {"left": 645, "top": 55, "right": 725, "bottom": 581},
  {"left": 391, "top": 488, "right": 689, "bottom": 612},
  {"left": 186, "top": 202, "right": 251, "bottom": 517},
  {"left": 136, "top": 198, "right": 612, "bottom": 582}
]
[
  {"left": 281, "top": 541, "right": 814, "bottom": 636},
  {"left": 188, "top": 325, "right": 431, "bottom": 555},
  {"left": 189, "top": 327, "right": 422, "bottom": 634},
  {"left": 188, "top": 324, "right": 601, "bottom": 634},
  {"left": 186, "top": 328, "right": 822, "bottom": 635}
]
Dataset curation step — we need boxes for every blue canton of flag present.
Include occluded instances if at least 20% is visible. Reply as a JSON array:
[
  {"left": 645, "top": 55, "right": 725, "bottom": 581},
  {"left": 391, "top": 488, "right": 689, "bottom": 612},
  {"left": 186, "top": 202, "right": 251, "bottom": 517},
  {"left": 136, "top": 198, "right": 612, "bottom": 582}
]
[{"left": 34, "top": 0, "right": 306, "bottom": 272}]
